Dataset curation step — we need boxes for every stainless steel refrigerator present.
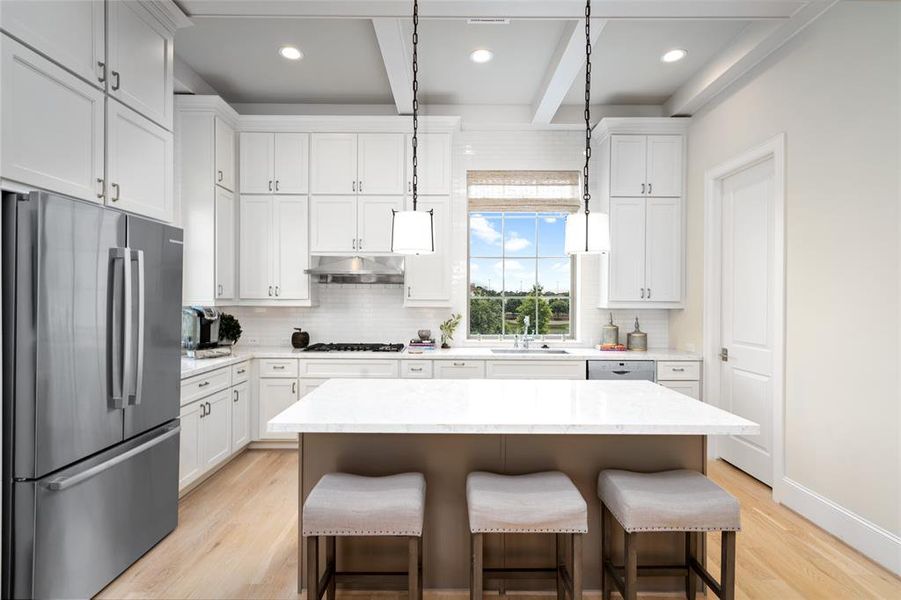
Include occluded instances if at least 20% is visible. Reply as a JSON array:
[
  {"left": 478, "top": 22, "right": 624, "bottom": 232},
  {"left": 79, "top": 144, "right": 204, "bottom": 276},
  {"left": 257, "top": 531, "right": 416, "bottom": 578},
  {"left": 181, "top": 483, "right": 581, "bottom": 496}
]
[{"left": 2, "top": 191, "right": 184, "bottom": 599}]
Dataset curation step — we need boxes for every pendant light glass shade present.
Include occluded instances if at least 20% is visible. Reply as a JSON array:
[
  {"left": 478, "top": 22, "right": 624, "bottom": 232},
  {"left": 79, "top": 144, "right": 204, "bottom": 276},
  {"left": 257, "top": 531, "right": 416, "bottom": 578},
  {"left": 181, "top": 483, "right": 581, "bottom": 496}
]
[
  {"left": 391, "top": 209, "right": 434, "bottom": 255},
  {"left": 564, "top": 211, "right": 609, "bottom": 255}
]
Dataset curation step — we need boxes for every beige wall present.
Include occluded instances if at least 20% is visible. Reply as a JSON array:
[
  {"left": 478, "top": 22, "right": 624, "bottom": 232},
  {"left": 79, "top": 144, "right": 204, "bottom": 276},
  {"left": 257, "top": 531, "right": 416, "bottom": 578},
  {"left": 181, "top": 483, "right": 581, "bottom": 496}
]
[{"left": 670, "top": 1, "right": 900, "bottom": 534}]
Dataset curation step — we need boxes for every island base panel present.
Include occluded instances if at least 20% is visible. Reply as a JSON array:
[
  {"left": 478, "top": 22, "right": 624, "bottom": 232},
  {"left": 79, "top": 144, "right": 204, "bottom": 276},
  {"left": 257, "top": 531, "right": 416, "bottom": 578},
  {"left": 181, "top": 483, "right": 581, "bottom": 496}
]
[{"left": 298, "top": 433, "right": 706, "bottom": 593}]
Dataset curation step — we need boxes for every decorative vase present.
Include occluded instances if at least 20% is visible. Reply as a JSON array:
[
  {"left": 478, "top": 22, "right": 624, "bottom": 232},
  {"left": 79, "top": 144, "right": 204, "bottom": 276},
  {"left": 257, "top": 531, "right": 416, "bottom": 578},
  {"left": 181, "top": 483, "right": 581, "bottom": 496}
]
[
  {"left": 440, "top": 335, "right": 450, "bottom": 349},
  {"left": 291, "top": 328, "right": 310, "bottom": 349},
  {"left": 418, "top": 329, "right": 432, "bottom": 342}
]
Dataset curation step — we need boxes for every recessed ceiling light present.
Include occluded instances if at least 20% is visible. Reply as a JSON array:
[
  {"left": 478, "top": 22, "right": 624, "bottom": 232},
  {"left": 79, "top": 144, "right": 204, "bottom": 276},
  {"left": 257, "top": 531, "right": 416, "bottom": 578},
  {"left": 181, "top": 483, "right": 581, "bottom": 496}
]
[
  {"left": 470, "top": 49, "right": 494, "bottom": 64},
  {"left": 661, "top": 48, "right": 687, "bottom": 63},
  {"left": 279, "top": 46, "right": 303, "bottom": 61}
]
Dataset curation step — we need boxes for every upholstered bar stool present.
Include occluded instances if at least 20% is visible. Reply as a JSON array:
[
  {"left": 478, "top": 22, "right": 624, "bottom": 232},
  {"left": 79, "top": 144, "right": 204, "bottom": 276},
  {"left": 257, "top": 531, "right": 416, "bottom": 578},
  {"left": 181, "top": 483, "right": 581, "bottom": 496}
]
[
  {"left": 597, "top": 469, "right": 741, "bottom": 600},
  {"left": 303, "top": 472, "right": 425, "bottom": 600},
  {"left": 466, "top": 471, "right": 587, "bottom": 600}
]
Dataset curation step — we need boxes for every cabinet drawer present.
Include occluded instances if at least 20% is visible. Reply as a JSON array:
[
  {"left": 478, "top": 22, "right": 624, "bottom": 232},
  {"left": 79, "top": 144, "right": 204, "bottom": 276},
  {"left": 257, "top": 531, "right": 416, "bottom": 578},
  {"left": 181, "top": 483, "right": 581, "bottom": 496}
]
[
  {"left": 659, "top": 380, "right": 700, "bottom": 400},
  {"left": 401, "top": 360, "right": 433, "bottom": 379},
  {"left": 181, "top": 367, "right": 231, "bottom": 406},
  {"left": 231, "top": 361, "right": 250, "bottom": 384},
  {"left": 486, "top": 360, "right": 585, "bottom": 380},
  {"left": 656, "top": 361, "right": 700, "bottom": 381},
  {"left": 433, "top": 360, "right": 486, "bottom": 379},
  {"left": 258, "top": 358, "right": 299, "bottom": 378},
  {"left": 299, "top": 359, "right": 399, "bottom": 378}
]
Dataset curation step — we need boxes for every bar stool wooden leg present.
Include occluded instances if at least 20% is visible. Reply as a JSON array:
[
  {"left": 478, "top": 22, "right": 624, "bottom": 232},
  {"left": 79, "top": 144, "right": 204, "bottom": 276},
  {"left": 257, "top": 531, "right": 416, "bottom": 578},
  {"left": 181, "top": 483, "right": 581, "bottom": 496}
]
[
  {"left": 553, "top": 533, "right": 564, "bottom": 600},
  {"left": 418, "top": 535, "right": 424, "bottom": 600},
  {"left": 471, "top": 533, "right": 483, "bottom": 600},
  {"left": 601, "top": 504, "right": 611, "bottom": 600},
  {"left": 721, "top": 531, "right": 736, "bottom": 600},
  {"left": 325, "top": 537, "right": 336, "bottom": 600},
  {"left": 685, "top": 531, "right": 697, "bottom": 600},
  {"left": 571, "top": 533, "right": 583, "bottom": 600},
  {"left": 623, "top": 531, "right": 638, "bottom": 600},
  {"left": 307, "top": 536, "right": 320, "bottom": 600},
  {"left": 408, "top": 537, "right": 420, "bottom": 600}
]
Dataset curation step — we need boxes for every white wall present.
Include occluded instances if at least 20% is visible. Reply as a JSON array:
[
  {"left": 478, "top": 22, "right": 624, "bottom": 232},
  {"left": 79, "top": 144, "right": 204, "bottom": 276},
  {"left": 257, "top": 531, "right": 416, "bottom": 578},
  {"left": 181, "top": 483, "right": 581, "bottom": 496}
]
[
  {"left": 669, "top": 0, "right": 900, "bottom": 562},
  {"left": 225, "top": 128, "right": 670, "bottom": 348}
]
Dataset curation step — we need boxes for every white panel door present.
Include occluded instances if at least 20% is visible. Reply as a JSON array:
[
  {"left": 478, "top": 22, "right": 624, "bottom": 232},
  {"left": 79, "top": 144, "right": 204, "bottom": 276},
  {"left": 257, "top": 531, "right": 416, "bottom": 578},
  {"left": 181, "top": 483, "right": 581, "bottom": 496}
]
[
  {"left": 107, "top": 100, "right": 174, "bottom": 222},
  {"left": 107, "top": 0, "right": 173, "bottom": 129},
  {"left": 214, "top": 117, "right": 235, "bottom": 191},
  {"left": 310, "top": 196, "right": 357, "bottom": 253},
  {"left": 719, "top": 158, "right": 775, "bottom": 485},
  {"left": 273, "top": 132, "right": 309, "bottom": 194},
  {"left": 607, "top": 198, "right": 646, "bottom": 302},
  {"left": 1, "top": 36, "right": 105, "bottom": 203},
  {"left": 644, "top": 197, "right": 682, "bottom": 302},
  {"left": 258, "top": 378, "right": 298, "bottom": 440},
  {"left": 240, "top": 132, "right": 274, "bottom": 193},
  {"left": 358, "top": 133, "right": 405, "bottom": 194},
  {"left": 0, "top": 0, "right": 105, "bottom": 87},
  {"left": 646, "top": 135, "right": 683, "bottom": 197},
  {"left": 201, "top": 390, "right": 232, "bottom": 469},
  {"left": 406, "top": 133, "right": 451, "bottom": 195},
  {"left": 231, "top": 381, "right": 251, "bottom": 450},
  {"left": 405, "top": 196, "right": 451, "bottom": 304},
  {"left": 214, "top": 187, "right": 236, "bottom": 300},
  {"left": 239, "top": 196, "right": 274, "bottom": 298},
  {"left": 357, "top": 196, "right": 403, "bottom": 253},
  {"left": 310, "top": 133, "right": 357, "bottom": 194},
  {"left": 609, "top": 135, "right": 647, "bottom": 197},
  {"left": 274, "top": 196, "right": 310, "bottom": 300},
  {"left": 178, "top": 400, "right": 203, "bottom": 490}
]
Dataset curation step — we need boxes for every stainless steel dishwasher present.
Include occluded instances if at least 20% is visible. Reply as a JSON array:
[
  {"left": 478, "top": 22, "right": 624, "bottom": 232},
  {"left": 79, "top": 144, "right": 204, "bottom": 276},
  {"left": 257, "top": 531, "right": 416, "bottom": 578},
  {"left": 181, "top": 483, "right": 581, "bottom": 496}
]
[{"left": 587, "top": 360, "right": 656, "bottom": 381}]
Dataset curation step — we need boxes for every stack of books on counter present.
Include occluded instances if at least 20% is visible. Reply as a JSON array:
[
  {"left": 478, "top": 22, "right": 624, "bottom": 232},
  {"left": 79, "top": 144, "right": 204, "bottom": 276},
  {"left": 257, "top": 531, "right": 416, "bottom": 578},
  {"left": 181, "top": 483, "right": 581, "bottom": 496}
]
[{"left": 407, "top": 339, "right": 437, "bottom": 353}]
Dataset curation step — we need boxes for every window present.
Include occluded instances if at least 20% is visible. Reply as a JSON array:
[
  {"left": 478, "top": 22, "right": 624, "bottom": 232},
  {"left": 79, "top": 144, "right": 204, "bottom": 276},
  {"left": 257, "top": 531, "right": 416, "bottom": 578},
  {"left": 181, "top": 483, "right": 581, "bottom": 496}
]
[{"left": 467, "top": 171, "right": 580, "bottom": 338}]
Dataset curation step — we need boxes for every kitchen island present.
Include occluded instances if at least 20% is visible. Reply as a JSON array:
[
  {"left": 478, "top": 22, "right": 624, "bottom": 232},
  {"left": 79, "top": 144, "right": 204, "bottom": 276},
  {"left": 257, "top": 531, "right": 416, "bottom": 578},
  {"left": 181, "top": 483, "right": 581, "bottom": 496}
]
[{"left": 269, "top": 379, "right": 758, "bottom": 593}]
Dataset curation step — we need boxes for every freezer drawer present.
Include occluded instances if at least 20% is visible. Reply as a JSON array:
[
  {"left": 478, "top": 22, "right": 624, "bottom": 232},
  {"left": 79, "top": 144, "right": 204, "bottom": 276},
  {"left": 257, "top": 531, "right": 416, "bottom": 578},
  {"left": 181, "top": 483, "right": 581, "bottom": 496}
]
[{"left": 6, "top": 422, "right": 179, "bottom": 599}]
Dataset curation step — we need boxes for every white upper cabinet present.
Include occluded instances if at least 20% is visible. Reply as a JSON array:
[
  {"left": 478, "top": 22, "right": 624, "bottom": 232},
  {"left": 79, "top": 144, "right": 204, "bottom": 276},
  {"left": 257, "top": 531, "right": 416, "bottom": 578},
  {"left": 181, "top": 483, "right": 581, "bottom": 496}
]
[
  {"left": 239, "top": 195, "right": 274, "bottom": 299},
  {"left": 609, "top": 135, "right": 648, "bottom": 197},
  {"left": 357, "top": 133, "right": 405, "bottom": 195},
  {"left": 273, "top": 196, "right": 310, "bottom": 300},
  {"left": 646, "top": 136, "right": 683, "bottom": 197},
  {"left": 310, "top": 196, "right": 357, "bottom": 253},
  {"left": 214, "top": 117, "right": 235, "bottom": 191},
  {"left": 310, "top": 133, "right": 357, "bottom": 194},
  {"left": 214, "top": 187, "right": 236, "bottom": 299},
  {"left": 107, "top": 0, "right": 174, "bottom": 129},
  {"left": 644, "top": 197, "right": 682, "bottom": 302},
  {"left": 106, "top": 99, "right": 173, "bottom": 221},
  {"left": 273, "top": 133, "right": 309, "bottom": 194},
  {"left": 607, "top": 198, "right": 646, "bottom": 302},
  {"left": 405, "top": 133, "right": 451, "bottom": 195},
  {"left": 1, "top": 35, "right": 104, "bottom": 203},
  {"left": 0, "top": 0, "right": 105, "bottom": 88},
  {"left": 357, "top": 196, "right": 403, "bottom": 253},
  {"left": 240, "top": 132, "right": 274, "bottom": 193},
  {"left": 404, "top": 196, "right": 451, "bottom": 306}
]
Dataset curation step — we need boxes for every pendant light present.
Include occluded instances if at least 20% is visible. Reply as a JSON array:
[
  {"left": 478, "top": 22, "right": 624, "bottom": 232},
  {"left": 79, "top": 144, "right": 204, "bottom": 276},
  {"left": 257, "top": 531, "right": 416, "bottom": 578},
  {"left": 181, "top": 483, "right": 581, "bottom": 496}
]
[
  {"left": 391, "top": 0, "right": 435, "bottom": 255},
  {"left": 564, "top": 0, "right": 609, "bottom": 255}
]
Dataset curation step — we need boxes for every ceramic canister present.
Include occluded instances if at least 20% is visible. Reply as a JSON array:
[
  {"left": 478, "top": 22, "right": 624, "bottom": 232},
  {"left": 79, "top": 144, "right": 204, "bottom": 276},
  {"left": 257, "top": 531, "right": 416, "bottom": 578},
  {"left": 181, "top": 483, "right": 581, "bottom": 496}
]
[
  {"left": 601, "top": 313, "right": 619, "bottom": 346},
  {"left": 626, "top": 317, "right": 648, "bottom": 351}
]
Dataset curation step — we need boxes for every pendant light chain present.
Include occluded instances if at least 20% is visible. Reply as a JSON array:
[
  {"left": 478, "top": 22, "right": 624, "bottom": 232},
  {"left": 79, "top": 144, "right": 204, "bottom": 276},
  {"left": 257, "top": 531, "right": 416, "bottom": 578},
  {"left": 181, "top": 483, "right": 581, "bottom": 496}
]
[
  {"left": 411, "top": 0, "right": 420, "bottom": 211},
  {"left": 582, "top": 0, "right": 592, "bottom": 250}
]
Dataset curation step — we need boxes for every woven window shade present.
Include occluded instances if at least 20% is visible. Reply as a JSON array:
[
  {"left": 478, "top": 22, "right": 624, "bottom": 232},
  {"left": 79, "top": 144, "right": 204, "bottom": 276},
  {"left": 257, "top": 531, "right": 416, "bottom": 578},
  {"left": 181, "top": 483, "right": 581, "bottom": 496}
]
[{"left": 468, "top": 170, "right": 581, "bottom": 212}]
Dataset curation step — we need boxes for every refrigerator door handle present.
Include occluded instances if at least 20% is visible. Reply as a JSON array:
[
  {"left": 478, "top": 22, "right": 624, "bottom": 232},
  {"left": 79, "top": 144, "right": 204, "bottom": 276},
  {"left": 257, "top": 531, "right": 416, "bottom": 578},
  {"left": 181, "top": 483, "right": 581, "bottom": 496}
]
[
  {"left": 129, "top": 249, "right": 145, "bottom": 406},
  {"left": 44, "top": 424, "right": 180, "bottom": 491},
  {"left": 108, "top": 248, "right": 132, "bottom": 409}
]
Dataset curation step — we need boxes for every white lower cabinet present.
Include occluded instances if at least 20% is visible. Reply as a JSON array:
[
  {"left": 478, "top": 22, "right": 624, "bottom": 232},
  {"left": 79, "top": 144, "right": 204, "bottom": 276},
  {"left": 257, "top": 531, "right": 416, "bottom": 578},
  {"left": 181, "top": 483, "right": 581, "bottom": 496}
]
[
  {"left": 201, "top": 389, "right": 232, "bottom": 470},
  {"left": 178, "top": 399, "right": 203, "bottom": 489},
  {"left": 231, "top": 379, "right": 251, "bottom": 450},
  {"left": 433, "top": 360, "right": 486, "bottom": 379},
  {"left": 258, "top": 376, "right": 298, "bottom": 441},
  {"left": 658, "top": 380, "right": 700, "bottom": 400},
  {"left": 486, "top": 360, "right": 586, "bottom": 380}
]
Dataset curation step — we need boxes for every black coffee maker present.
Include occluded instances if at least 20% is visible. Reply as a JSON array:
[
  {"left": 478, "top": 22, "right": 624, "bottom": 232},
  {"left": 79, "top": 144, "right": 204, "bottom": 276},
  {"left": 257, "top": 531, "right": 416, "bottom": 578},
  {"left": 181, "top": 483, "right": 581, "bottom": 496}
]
[{"left": 183, "top": 306, "right": 221, "bottom": 349}]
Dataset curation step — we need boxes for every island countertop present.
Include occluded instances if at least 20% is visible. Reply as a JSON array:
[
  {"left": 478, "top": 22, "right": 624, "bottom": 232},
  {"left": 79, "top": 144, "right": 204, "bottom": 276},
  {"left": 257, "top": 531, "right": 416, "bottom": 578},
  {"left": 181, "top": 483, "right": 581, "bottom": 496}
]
[{"left": 268, "top": 379, "right": 759, "bottom": 436}]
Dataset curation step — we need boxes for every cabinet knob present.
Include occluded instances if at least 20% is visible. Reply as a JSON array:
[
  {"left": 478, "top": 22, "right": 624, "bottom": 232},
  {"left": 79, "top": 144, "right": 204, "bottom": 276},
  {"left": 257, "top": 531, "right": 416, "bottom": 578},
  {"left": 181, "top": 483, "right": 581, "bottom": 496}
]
[
  {"left": 111, "top": 70, "right": 120, "bottom": 91},
  {"left": 641, "top": 183, "right": 646, "bottom": 194},
  {"left": 97, "top": 61, "right": 106, "bottom": 83},
  {"left": 407, "top": 286, "right": 412, "bottom": 298},
  {"left": 268, "top": 180, "right": 273, "bottom": 191},
  {"left": 358, "top": 238, "right": 363, "bottom": 250},
  {"left": 292, "top": 381, "right": 297, "bottom": 394},
  {"left": 275, "top": 285, "right": 280, "bottom": 296},
  {"left": 648, "top": 183, "right": 653, "bottom": 194},
  {"left": 352, "top": 181, "right": 356, "bottom": 192},
  {"left": 96, "top": 178, "right": 104, "bottom": 199},
  {"left": 275, "top": 180, "right": 280, "bottom": 191},
  {"left": 358, "top": 180, "right": 363, "bottom": 193},
  {"left": 647, "top": 288, "right": 651, "bottom": 299},
  {"left": 640, "top": 288, "right": 645, "bottom": 299},
  {"left": 233, "top": 390, "right": 238, "bottom": 402},
  {"left": 452, "top": 362, "right": 465, "bottom": 367},
  {"left": 217, "top": 170, "right": 223, "bottom": 182},
  {"left": 268, "top": 285, "right": 273, "bottom": 296},
  {"left": 111, "top": 183, "right": 120, "bottom": 202}
]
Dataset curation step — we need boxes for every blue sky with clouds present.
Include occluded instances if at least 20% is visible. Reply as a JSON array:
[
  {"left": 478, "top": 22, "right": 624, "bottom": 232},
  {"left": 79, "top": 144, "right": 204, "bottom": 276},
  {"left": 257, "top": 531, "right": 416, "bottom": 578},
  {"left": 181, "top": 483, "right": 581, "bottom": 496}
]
[{"left": 469, "top": 212, "right": 571, "bottom": 295}]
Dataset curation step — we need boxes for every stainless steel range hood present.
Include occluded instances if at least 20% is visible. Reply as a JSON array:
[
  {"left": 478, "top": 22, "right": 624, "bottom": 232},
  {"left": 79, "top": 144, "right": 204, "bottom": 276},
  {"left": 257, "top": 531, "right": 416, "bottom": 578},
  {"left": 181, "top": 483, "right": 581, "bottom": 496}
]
[{"left": 305, "top": 256, "right": 404, "bottom": 284}]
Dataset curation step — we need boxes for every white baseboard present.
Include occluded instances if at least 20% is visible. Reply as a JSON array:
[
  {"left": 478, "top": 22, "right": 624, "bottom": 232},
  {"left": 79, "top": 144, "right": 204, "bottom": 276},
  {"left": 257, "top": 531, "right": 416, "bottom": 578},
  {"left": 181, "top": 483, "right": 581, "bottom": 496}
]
[{"left": 778, "top": 476, "right": 901, "bottom": 575}]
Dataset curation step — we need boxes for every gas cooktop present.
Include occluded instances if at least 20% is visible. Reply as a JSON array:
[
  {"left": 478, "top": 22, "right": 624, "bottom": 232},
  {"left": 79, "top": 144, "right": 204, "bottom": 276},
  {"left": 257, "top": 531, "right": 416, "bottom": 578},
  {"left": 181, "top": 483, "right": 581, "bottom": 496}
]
[{"left": 303, "top": 343, "right": 405, "bottom": 353}]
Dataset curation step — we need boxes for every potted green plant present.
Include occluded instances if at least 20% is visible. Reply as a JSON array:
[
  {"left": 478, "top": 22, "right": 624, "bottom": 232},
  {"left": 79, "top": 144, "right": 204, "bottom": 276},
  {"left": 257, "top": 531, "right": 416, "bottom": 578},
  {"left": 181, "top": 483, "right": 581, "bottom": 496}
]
[
  {"left": 218, "top": 313, "right": 242, "bottom": 346},
  {"left": 439, "top": 313, "right": 462, "bottom": 349}
]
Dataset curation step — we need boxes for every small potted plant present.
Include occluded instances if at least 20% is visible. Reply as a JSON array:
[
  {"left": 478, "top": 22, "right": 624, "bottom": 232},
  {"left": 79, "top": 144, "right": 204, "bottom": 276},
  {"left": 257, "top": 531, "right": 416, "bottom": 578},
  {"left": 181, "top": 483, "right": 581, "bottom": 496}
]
[
  {"left": 218, "top": 313, "right": 242, "bottom": 346},
  {"left": 439, "top": 313, "right": 462, "bottom": 349}
]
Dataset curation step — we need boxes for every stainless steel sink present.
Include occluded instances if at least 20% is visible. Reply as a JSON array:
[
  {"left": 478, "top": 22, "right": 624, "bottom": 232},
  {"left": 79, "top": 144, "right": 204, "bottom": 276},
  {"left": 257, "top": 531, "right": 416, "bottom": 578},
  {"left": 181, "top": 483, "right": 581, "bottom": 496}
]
[{"left": 490, "top": 348, "right": 570, "bottom": 354}]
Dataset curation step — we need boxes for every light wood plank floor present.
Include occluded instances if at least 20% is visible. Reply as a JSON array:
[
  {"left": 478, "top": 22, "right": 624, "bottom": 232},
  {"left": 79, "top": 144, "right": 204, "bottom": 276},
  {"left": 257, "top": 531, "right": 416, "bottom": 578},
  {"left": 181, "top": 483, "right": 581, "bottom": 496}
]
[{"left": 97, "top": 450, "right": 900, "bottom": 600}]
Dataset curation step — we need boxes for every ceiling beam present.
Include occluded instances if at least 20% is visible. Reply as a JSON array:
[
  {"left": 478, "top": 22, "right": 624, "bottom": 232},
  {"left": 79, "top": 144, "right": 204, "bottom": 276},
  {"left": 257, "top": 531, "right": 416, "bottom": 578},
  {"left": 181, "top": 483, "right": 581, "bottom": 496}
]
[
  {"left": 664, "top": 0, "right": 838, "bottom": 116},
  {"left": 531, "top": 18, "right": 607, "bottom": 126},
  {"left": 372, "top": 18, "right": 413, "bottom": 115},
  {"left": 178, "top": 0, "right": 805, "bottom": 20}
]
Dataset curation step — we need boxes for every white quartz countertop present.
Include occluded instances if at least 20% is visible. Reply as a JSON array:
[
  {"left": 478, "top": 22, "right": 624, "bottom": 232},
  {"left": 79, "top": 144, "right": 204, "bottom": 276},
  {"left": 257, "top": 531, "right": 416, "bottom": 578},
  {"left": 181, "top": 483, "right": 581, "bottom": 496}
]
[
  {"left": 268, "top": 379, "right": 757, "bottom": 436},
  {"left": 182, "top": 346, "right": 700, "bottom": 377}
]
